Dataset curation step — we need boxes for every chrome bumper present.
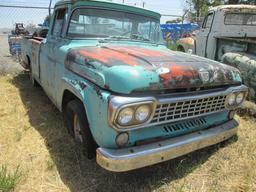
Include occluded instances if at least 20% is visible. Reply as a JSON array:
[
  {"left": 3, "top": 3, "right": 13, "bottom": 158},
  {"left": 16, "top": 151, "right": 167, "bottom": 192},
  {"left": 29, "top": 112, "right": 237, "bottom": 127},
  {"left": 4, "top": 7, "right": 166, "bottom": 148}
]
[{"left": 96, "top": 120, "right": 238, "bottom": 172}]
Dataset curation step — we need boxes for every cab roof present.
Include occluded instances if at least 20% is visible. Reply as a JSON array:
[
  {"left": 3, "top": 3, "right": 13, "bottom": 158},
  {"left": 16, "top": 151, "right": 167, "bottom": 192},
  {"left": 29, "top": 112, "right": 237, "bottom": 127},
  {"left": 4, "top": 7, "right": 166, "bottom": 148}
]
[
  {"left": 55, "top": 0, "right": 161, "bottom": 19},
  {"left": 210, "top": 4, "right": 256, "bottom": 12}
]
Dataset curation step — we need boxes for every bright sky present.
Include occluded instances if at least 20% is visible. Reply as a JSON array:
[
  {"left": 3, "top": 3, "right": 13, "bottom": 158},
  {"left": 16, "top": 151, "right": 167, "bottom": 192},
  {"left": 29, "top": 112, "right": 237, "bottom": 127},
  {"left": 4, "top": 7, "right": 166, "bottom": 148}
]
[{"left": 0, "top": 0, "right": 184, "bottom": 28}]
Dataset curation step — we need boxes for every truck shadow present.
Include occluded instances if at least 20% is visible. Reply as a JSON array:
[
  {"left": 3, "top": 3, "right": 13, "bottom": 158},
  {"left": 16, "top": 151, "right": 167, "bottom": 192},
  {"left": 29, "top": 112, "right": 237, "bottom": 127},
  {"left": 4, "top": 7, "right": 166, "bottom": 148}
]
[{"left": 11, "top": 73, "right": 237, "bottom": 192}]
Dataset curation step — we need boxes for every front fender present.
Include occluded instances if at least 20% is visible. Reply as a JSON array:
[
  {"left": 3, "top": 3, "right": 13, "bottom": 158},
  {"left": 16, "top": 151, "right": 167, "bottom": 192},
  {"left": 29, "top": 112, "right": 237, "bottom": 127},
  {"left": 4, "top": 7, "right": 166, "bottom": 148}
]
[
  {"left": 177, "top": 37, "right": 195, "bottom": 53},
  {"left": 58, "top": 76, "right": 119, "bottom": 148},
  {"left": 59, "top": 77, "right": 84, "bottom": 111}
]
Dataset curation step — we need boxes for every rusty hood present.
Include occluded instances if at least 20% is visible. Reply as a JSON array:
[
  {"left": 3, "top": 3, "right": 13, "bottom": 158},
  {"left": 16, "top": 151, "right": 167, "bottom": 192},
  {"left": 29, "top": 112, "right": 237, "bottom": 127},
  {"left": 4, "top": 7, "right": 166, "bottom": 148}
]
[{"left": 65, "top": 45, "right": 242, "bottom": 94}]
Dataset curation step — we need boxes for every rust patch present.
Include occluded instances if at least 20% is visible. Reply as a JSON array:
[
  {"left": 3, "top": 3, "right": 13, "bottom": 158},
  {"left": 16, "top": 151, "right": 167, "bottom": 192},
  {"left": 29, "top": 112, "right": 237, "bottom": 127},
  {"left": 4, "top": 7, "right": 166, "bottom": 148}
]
[
  {"left": 79, "top": 50, "right": 109, "bottom": 63},
  {"left": 78, "top": 81, "right": 87, "bottom": 90},
  {"left": 64, "top": 45, "right": 242, "bottom": 91},
  {"left": 159, "top": 64, "right": 200, "bottom": 87},
  {"left": 64, "top": 46, "right": 171, "bottom": 69}
]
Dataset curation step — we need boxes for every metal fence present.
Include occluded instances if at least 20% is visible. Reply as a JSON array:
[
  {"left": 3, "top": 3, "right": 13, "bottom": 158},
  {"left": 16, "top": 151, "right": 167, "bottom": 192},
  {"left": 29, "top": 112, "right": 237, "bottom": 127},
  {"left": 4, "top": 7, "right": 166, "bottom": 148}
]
[{"left": 0, "top": 5, "right": 51, "bottom": 33}]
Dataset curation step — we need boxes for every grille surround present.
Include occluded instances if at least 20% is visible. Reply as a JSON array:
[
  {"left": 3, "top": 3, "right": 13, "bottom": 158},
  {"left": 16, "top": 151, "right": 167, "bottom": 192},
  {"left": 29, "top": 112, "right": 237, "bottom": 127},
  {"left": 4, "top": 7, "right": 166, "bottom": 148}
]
[
  {"left": 108, "top": 85, "right": 248, "bottom": 131},
  {"left": 150, "top": 95, "right": 227, "bottom": 125}
]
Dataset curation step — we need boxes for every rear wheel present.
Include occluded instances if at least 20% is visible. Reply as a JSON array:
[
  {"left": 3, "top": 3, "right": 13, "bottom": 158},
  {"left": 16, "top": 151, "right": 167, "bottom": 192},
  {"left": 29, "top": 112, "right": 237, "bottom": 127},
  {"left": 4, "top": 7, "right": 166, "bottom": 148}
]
[
  {"left": 64, "top": 100, "right": 97, "bottom": 159},
  {"left": 28, "top": 58, "right": 39, "bottom": 87}
]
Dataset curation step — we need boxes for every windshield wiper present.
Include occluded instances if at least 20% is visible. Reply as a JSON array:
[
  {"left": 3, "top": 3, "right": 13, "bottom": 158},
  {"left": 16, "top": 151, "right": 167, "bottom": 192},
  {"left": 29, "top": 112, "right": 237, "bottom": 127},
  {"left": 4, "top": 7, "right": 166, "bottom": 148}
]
[
  {"left": 98, "top": 36, "right": 132, "bottom": 43},
  {"left": 130, "top": 34, "right": 151, "bottom": 42},
  {"left": 98, "top": 35, "right": 159, "bottom": 45},
  {"left": 109, "top": 36, "right": 131, "bottom": 40}
]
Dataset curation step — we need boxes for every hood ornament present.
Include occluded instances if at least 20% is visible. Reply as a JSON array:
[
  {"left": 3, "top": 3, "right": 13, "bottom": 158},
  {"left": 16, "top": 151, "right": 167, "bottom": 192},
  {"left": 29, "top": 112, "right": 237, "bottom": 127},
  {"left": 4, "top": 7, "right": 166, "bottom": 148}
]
[
  {"left": 199, "top": 69, "right": 210, "bottom": 83},
  {"left": 156, "top": 67, "right": 170, "bottom": 75}
]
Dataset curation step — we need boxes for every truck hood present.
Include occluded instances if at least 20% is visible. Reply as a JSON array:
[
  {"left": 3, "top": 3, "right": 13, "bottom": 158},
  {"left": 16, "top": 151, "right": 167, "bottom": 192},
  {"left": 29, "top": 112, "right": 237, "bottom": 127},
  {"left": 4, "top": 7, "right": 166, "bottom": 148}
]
[{"left": 65, "top": 45, "right": 242, "bottom": 94}]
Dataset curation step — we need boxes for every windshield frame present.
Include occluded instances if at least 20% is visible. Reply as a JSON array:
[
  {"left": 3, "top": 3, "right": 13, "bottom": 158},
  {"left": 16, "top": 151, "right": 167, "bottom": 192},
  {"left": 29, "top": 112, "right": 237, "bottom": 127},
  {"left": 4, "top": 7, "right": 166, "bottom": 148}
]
[{"left": 65, "top": 7, "right": 164, "bottom": 44}]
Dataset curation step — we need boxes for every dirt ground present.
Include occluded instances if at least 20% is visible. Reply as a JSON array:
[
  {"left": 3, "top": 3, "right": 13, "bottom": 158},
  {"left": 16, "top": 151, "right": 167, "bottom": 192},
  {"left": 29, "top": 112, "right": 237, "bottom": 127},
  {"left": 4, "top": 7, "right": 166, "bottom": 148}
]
[{"left": 0, "top": 35, "right": 255, "bottom": 192}]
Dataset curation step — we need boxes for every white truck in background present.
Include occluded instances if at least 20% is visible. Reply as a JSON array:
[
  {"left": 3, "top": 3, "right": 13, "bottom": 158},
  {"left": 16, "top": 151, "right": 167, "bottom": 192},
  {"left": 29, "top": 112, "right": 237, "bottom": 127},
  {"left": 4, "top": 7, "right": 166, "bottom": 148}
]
[{"left": 177, "top": 5, "right": 256, "bottom": 100}]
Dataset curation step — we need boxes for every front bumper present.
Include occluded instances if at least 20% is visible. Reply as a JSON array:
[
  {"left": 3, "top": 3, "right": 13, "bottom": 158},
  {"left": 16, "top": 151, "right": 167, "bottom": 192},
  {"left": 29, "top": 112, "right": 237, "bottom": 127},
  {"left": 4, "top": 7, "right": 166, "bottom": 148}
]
[{"left": 96, "top": 120, "right": 238, "bottom": 172}]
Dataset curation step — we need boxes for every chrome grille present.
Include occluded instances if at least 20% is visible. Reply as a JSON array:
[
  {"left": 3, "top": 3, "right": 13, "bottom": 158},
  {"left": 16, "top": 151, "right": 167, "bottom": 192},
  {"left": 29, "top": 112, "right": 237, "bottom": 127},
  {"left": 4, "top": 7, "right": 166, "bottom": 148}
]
[
  {"left": 151, "top": 95, "right": 227, "bottom": 124},
  {"left": 163, "top": 117, "right": 207, "bottom": 133}
]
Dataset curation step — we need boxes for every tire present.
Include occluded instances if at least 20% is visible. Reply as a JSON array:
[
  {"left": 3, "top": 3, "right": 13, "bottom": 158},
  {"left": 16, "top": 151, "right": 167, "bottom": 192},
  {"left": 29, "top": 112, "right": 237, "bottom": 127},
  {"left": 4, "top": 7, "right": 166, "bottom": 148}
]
[
  {"left": 28, "top": 61, "right": 39, "bottom": 87},
  {"left": 64, "top": 100, "right": 97, "bottom": 159}
]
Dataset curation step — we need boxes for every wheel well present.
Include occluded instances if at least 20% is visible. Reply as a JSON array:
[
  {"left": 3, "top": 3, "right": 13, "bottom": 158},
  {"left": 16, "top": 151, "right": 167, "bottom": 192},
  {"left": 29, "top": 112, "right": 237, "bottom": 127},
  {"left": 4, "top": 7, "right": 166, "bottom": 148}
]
[
  {"left": 62, "top": 90, "right": 81, "bottom": 112},
  {"left": 26, "top": 55, "right": 30, "bottom": 64},
  {"left": 24, "top": 55, "right": 31, "bottom": 70},
  {"left": 177, "top": 45, "right": 185, "bottom": 52}
]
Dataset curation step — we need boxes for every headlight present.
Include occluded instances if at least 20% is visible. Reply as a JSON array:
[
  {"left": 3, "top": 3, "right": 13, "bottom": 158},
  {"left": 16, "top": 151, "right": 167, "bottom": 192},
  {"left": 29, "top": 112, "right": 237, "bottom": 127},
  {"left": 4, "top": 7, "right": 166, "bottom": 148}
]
[
  {"left": 135, "top": 105, "right": 151, "bottom": 123},
  {"left": 113, "top": 102, "right": 154, "bottom": 128},
  {"left": 227, "top": 93, "right": 236, "bottom": 106},
  {"left": 117, "top": 107, "right": 134, "bottom": 126},
  {"left": 236, "top": 92, "right": 245, "bottom": 104}
]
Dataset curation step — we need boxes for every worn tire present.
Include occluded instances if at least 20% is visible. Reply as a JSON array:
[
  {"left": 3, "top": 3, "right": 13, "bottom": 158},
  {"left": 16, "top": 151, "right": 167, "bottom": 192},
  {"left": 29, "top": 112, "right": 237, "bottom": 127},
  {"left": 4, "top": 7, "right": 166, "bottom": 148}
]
[
  {"left": 64, "top": 100, "right": 97, "bottom": 159},
  {"left": 28, "top": 59, "right": 39, "bottom": 87}
]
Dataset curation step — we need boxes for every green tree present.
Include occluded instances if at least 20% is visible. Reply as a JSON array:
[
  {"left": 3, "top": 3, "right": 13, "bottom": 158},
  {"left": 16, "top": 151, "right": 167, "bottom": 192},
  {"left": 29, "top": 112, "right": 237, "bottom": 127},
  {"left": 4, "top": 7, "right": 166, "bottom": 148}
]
[
  {"left": 185, "top": 0, "right": 256, "bottom": 19},
  {"left": 185, "top": 0, "right": 223, "bottom": 19}
]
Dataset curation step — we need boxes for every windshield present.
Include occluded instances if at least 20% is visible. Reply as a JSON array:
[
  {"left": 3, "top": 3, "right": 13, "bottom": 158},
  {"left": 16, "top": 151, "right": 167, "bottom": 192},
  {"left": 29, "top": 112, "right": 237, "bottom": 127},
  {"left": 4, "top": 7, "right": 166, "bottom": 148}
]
[
  {"left": 67, "top": 8, "right": 164, "bottom": 44},
  {"left": 225, "top": 13, "right": 256, "bottom": 26}
]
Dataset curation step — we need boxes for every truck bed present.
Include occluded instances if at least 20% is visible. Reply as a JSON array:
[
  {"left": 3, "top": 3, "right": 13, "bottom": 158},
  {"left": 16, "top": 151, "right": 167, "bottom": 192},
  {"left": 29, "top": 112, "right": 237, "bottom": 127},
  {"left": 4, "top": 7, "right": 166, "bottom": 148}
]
[{"left": 21, "top": 36, "right": 43, "bottom": 70}]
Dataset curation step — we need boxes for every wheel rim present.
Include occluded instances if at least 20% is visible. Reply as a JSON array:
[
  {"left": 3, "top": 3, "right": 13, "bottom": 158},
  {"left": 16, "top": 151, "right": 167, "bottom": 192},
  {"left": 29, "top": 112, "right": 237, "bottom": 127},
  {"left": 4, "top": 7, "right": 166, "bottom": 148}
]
[{"left": 73, "top": 114, "right": 83, "bottom": 143}]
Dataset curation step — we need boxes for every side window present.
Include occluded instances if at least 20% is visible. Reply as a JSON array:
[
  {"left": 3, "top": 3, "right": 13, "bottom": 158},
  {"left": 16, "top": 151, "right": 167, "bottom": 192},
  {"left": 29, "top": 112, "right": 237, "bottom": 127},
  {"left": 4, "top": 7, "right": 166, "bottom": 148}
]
[
  {"left": 52, "top": 8, "right": 67, "bottom": 37},
  {"left": 203, "top": 13, "right": 213, "bottom": 29}
]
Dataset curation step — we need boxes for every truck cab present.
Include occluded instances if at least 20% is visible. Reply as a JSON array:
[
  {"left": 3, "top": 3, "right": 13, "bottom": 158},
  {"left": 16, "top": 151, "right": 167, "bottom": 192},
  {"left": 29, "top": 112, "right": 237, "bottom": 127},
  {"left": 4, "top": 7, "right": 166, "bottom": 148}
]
[
  {"left": 21, "top": 0, "right": 248, "bottom": 172},
  {"left": 196, "top": 5, "right": 256, "bottom": 60}
]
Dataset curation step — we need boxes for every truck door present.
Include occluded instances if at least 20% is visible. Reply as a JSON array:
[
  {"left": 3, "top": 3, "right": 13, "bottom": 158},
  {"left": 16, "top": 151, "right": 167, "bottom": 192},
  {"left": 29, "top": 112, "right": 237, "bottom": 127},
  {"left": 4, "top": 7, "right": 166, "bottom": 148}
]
[
  {"left": 39, "top": 8, "right": 68, "bottom": 104},
  {"left": 195, "top": 13, "right": 214, "bottom": 57}
]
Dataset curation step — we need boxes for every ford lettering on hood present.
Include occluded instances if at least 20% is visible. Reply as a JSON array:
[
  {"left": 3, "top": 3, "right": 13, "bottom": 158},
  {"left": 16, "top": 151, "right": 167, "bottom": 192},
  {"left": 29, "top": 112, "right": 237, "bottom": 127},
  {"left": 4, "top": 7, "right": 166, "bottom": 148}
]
[{"left": 64, "top": 45, "right": 242, "bottom": 94}]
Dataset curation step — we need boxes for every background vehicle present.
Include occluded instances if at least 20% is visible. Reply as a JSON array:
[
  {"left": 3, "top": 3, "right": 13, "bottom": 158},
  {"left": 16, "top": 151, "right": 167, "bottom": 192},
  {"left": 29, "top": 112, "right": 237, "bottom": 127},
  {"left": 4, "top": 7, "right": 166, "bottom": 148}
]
[
  {"left": 21, "top": 0, "right": 247, "bottom": 172},
  {"left": 161, "top": 23, "right": 199, "bottom": 43},
  {"left": 177, "top": 5, "right": 256, "bottom": 100},
  {"left": 8, "top": 23, "right": 29, "bottom": 59}
]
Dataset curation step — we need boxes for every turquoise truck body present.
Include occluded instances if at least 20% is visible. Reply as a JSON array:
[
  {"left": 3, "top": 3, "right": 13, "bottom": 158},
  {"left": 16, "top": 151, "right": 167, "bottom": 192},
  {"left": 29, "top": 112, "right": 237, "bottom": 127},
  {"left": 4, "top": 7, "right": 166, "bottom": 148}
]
[{"left": 21, "top": 0, "right": 248, "bottom": 172}]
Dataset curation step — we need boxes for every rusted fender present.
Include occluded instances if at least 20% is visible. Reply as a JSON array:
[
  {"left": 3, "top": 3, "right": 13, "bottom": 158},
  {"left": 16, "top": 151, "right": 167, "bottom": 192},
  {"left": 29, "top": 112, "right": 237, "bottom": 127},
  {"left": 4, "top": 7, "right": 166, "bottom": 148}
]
[
  {"left": 176, "top": 37, "right": 195, "bottom": 53},
  {"left": 222, "top": 52, "right": 256, "bottom": 101}
]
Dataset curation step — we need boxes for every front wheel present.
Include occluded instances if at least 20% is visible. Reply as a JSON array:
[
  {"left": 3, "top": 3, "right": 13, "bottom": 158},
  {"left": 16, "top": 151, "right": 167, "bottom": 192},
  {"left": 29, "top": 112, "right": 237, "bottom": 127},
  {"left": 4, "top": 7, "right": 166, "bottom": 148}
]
[{"left": 64, "top": 100, "right": 97, "bottom": 159}]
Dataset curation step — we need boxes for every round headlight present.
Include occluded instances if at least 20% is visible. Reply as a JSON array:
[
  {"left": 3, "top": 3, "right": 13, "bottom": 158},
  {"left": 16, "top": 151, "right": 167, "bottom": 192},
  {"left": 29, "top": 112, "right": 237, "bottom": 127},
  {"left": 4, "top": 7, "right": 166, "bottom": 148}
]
[
  {"left": 236, "top": 92, "right": 244, "bottom": 104},
  {"left": 117, "top": 108, "right": 134, "bottom": 126},
  {"left": 227, "top": 93, "right": 236, "bottom": 106},
  {"left": 135, "top": 105, "right": 151, "bottom": 123}
]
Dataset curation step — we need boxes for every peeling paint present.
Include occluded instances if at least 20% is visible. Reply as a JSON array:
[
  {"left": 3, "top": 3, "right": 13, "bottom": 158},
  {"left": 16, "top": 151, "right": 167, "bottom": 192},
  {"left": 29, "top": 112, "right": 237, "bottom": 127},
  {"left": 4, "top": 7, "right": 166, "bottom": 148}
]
[
  {"left": 64, "top": 45, "right": 242, "bottom": 94},
  {"left": 78, "top": 81, "right": 87, "bottom": 90}
]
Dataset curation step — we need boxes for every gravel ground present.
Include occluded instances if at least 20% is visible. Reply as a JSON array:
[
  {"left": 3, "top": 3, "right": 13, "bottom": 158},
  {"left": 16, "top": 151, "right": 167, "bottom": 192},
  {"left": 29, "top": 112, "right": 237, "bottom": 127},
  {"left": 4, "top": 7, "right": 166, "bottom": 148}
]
[{"left": 0, "top": 34, "right": 23, "bottom": 75}]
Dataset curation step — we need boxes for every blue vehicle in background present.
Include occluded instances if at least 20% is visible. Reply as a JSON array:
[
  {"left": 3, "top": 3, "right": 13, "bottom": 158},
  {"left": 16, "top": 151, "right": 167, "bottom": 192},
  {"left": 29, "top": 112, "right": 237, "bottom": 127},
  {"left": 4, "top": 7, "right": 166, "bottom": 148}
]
[
  {"left": 161, "top": 23, "right": 199, "bottom": 43},
  {"left": 32, "top": 19, "right": 49, "bottom": 38},
  {"left": 8, "top": 23, "right": 29, "bottom": 57},
  {"left": 8, "top": 21, "right": 49, "bottom": 62}
]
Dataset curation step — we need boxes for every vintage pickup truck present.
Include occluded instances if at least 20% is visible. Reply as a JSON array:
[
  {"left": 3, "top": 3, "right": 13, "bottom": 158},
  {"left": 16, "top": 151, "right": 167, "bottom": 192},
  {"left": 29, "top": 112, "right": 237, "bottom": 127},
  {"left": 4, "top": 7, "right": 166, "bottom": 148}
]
[
  {"left": 177, "top": 5, "right": 256, "bottom": 100},
  {"left": 21, "top": 0, "right": 248, "bottom": 172}
]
